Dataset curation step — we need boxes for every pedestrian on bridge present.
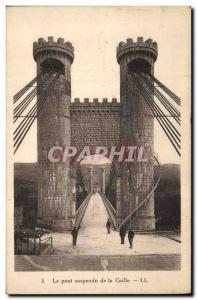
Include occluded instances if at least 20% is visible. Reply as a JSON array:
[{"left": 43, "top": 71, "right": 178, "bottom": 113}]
[
  {"left": 106, "top": 218, "right": 111, "bottom": 234},
  {"left": 71, "top": 226, "right": 78, "bottom": 246},
  {"left": 128, "top": 230, "right": 135, "bottom": 249},
  {"left": 119, "top": 226, "right": 126, "bottom": 244}
]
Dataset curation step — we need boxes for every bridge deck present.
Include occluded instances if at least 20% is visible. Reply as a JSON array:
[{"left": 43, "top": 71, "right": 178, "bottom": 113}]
[
  {"left": 80, "top": 192, "right": 110, "bottom": 232},
  {"left": 46, "top": 193, "right": 181, "bottom": 256}
]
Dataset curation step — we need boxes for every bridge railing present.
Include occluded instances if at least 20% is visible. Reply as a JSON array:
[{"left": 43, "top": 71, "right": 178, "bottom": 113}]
[
  {"left": 99, "top": 192, "right": 117, "bottom": 229},
  {"left": 75, "top": 192, "right": 93, "bottom": 229}
]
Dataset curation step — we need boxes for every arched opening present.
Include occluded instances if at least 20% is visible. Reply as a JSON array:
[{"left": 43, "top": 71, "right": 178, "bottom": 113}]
[
  {"left": 78, "top": 155, "right": 113, "bottom": 232},
  {"left": 40, "top": 58, "right": 65, "bottom": 75},
  {"left": 128, "top": 59, "right": 151, "bottom": 75},
  {"left": 80, "top": 154, "right": 112, "bottom": 193}
]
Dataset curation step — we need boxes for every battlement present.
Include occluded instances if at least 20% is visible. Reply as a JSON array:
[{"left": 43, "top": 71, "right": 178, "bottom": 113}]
[
  {"left": 116, "top": 37, "right": 158, "bottom": 63},
  {"left": 33, "top": 36, "right": 74, "bottom": 63},
  {"left": 71, "top": 98, "right": 119, "bottom": 105},
  {"left": 70, "top": 98, "right": 120, "bottom": 113}
]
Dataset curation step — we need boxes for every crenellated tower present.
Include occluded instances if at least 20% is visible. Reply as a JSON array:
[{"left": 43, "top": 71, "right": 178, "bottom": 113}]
[
  {"left": 33, "top": 36, "right": 74, "bottom": 231},
  {"left": 116, "top": 37, "right": 158, "bottom": 230}
]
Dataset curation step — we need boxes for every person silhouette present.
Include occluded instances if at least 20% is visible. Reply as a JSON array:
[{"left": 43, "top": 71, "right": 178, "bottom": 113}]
[
  {"left": 106, "top": 218, "right": 111, "bottom": 234},
  {"left": 119, "top": 226, "right": 126, "bottom": 244},
  {"left": 128, "top": 230, "right": 135, "bottom": 249},
  {"left": 71, "top": 226, "right": 78, "bottom": 246}
]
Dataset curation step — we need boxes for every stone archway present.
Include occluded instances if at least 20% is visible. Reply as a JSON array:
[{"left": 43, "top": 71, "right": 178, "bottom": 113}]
[{"left": 80, "top": 154, "right": 112, "bottom": 193}]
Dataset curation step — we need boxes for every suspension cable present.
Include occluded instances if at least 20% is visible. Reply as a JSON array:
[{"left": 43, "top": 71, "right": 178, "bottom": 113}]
[
  {"left": 137, "top": 85, "right": 181, "bottom": 155},
  {"left": 14, "top": 101, "right": 37, "bottom": 136},
  {"left": 14, "top": 74, "right": 56, "bottom": 140},
  {"left": 150, "top": 74, "right": 181, "bottom": 105},
  {"left": 14, "top": 87, "right": 37, "bottom": 114},
  {"left": 134, "top": 74, "right": 181, "bottom": 144},
  {"left": 14, "top": 102, "right": 38, "bottom": 142},
  {"left": 138, "top": 77, "right": 180, "bottom": 127},
  {"left": 134, "top": 78, "right": 181, "bottom": 156},
  {"left": 14, "top": 73, "right": 59, "bottom": 153},
  {"left": 14, "top": 88, "right": 37, "bottom": 122},
  {"left": 134, "top": 74, "right": 181, "bottom": 150},
  {"left": 131, "top": 73, "right": 180, "bottom": 156},
  {"left": 14, "top": 73, "right": 57, "bottom": 136},
  {"left": 13, "top": 76, "right": 38, "bottom": 103},
  {"left": 141, "top": 73, "right": 181, "bottom": 125},
  {"left": 118, "top": 156, "right": 160, "bottom": 229}
]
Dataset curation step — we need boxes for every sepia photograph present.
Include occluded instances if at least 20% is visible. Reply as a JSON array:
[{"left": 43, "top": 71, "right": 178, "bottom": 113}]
[{"left": 6, "top": 5, "right": 191, "bottom": 294}]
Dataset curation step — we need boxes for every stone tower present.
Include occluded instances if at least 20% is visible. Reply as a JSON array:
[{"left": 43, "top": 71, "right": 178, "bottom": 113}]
[
  {"left": 33, "top": 36, "right": 74, "bottom": 231},
  {"left": 116, "top": 37, "right": 158, "bottom": 230}
]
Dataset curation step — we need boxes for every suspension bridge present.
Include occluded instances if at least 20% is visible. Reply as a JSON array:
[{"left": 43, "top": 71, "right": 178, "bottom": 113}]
[{"left": 13, "top": 36, "right": 181, "bottom": 237}]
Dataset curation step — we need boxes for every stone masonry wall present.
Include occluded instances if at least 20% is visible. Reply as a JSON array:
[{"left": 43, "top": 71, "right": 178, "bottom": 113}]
[
  {"left": 117, "top": 37, "right": 158, "bottom": 230},
  {"left": 70, "top": 98, "right": 121, "bottom": 147},
  {"left": 37, "top": 74, "right": 72, "bottom": 231},
  {"left": 34, "top": 37, "right": 74, "bottom": 232}
]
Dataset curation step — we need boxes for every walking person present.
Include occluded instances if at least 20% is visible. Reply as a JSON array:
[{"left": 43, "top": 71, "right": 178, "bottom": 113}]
[
  {"left": 106, "top": 218, "right": 111, "bottom": 234},
  {"left": 71, "top": 226, "right": 78, "bottom": 246},
  {"left": 128, "top": 230, "right": 135, "bottom": 249},
  {"left": 119, "top": 225, "right": 126, "bottom": 244}
]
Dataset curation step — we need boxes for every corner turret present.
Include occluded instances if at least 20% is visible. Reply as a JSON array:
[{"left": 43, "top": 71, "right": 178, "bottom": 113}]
[
  {"left": 33, "top": 36, "right": 74, "bottom": 63},
  {"left": 116, "top": 36, "right": 158, "bottom": 65}
]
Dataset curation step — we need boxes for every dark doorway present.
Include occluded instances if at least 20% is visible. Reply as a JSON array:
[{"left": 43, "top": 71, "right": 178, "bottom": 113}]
[
  {"left": 40, "top": 58, "right": 65, "bottom": 75},
  {"left": 128, "top": 59, "right": 151, "bottom": 75}
]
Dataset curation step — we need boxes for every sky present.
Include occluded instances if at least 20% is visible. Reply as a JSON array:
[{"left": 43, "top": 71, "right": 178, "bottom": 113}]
[{"left": 7, "top": 6, "right": 191, "bottom": 164}]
